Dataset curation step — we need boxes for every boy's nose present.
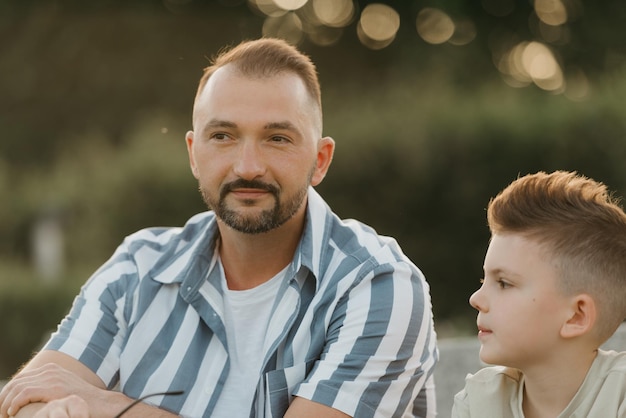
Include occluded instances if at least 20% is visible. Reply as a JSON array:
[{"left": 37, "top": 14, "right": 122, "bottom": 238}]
[{"left": 469, "top": 287, "right": 486, "bottom": 312}]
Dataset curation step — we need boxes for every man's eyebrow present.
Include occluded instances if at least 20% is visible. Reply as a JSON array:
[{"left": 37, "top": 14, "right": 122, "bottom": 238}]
[
  {"left": 200, "top": 119, "right": 303, "bottom": 136},
  {"left": 264, "top": 121, "right": 299, "bottom": 132},
  {"left": 205, "top": 119, "right": 237, "bottom": 129},
  {"left": 200, "top": 119, "right": 237, "bottom": 137}
]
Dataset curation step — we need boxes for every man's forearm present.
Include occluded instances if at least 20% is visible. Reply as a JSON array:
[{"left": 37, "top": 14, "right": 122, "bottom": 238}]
[
  {"left": 107, "top": 391, "right": 181, "bottom": 418},
  {"left": 11, "top": 402, "right": 44, "bottom": 418},
  {"left": 10, "top": 392, "right": 180, "bottom": 418}
]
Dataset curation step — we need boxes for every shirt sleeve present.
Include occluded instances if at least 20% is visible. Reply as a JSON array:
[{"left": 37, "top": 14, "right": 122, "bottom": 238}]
[
  {"left": 294, "top": 260, "right": 438, "bottom": 418},
  {"left": 43, "top": 242, "right": 138, "bottom": 388}
]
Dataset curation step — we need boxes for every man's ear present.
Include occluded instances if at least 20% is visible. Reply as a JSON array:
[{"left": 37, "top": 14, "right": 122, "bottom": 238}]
[
  {"left": 560, "top": 294, "right": 596, "bottom": 339},
  {"left": 186, "top": 130, "right": 199, "bottom": 179},
  {"left": 310, "top": 136, "right": 335, "bottom": 187}
]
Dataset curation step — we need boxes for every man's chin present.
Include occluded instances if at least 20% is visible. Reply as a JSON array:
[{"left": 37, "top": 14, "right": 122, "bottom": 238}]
[
  {"left": 218, "top": 211, "right": 278, "bottom": 234},
  {"left": 226, "top": 221, "right": 277, "bottom": 235}
]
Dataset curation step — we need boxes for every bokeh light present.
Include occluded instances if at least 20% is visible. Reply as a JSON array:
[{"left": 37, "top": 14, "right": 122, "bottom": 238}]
[
  {"left": 273, "top": 0, "right": 308, "bottom": 11},
  {"left": 496, "top": 41, "right": 564, "bottom": 91},
  {"left": 357, "top": 3, "right": 400, "bottom": 49},
  {"left": 523, "top": 42, "right": 563, "bottom": 91},
  {"left": 448, "top": 18, "right": 477, "bottom": 46},
  {"left": 248, "top": 0, "right": 288, "bottom": 17},
  {"left": 311, "top": 0, "right": 355, "bottom": 28},
  {"left": 416, "top": 8, "right": 455, "bottom": 45},
  {"left": 534, "top": 0, "right": 568, "bottom": 26},
  {"left": 248, "top": 0, "right": 357, "bottom": 47},
  {"left": 306, "top": 25, "right": 344, "bottom": 46},
  {"left": 262, "top": 11, "right": 304, "bottom": 44},
  {"left": 245, "top": 0, "right": 591, "bottom": 95}
]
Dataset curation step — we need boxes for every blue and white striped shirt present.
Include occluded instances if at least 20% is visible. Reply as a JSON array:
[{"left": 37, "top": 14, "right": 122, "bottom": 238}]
[{"left": 45, "top": 187, "right": 438, "bottom": 417}]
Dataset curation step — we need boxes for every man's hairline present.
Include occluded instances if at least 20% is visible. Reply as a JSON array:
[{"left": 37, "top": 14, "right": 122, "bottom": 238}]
[{"left": 192, "top": 65, "right": 324, "bottom": 136}]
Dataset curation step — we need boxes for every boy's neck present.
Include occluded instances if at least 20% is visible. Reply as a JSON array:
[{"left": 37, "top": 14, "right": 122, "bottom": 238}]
[{"left": 521, "top": 348, "right": 597, "bottom": 418}]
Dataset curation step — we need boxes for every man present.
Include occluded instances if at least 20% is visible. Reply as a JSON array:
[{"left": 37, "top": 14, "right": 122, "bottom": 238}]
[{"left": 0, "top": 38, "right": 438, "bottom": 418}]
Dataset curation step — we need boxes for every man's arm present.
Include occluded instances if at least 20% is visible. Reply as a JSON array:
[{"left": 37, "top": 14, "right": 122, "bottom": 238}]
[
  {"left": 284, "top": 397, "right": 350, "bottom": 418},
  {"left": 0, "top": 350, "right": 106, "bottom": 418},
  {"left": 290, "top": 260, "right": 437, "bottom": 417},
  {"left": 0, "top": 351, "right": 178, "bottom": 418}
]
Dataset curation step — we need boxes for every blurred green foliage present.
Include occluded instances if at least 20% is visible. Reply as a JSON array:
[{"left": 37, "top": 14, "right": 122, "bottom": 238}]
[
  {"left": 0, "top": 269, "right": 77, "bottom": 380},
  {"left": 320, "top": 73, "right": 626, "bottom": 323},
  {"left": 1, "top": 0, "right": 626, "bottom": 379}
]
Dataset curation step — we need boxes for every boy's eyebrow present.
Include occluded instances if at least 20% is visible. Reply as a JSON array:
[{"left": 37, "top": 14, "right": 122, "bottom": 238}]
[{"left": 484, "top": 267, "right": 522, "bottom": 279}]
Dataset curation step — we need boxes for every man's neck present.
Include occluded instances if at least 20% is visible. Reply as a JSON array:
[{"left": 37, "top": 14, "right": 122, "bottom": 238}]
[{"left": 217, "top": 213, "right": 306, "bottom": 291}]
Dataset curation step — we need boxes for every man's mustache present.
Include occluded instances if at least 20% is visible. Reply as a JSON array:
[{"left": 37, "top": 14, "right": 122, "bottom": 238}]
[{"left": 220, "top": 179, "right": 280, "bottom": 199}]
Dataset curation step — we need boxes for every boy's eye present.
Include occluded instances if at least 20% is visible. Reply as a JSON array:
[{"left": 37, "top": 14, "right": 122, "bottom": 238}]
[{"left": 497, "top": 279, "right": 511, "bottom": 289}]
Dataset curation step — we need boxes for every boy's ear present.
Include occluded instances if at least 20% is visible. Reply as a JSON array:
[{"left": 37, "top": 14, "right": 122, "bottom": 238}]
[{"left": 560, "top": 294, "right": 596, "bottom": 339}]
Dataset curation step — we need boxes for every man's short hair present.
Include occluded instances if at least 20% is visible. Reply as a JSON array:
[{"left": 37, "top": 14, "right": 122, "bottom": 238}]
[{"left": 194, "top": 38, "right": 322, "bottom": 133}]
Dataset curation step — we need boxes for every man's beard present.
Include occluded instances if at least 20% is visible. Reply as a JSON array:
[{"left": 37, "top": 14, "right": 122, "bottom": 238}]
[{"left": 200, "top": 175, "right": 312, "bottom": 234}]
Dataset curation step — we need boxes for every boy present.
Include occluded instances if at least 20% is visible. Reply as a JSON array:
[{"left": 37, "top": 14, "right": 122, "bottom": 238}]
[{"left": 453, "top": 170, "right": 626, "bottom": 418}]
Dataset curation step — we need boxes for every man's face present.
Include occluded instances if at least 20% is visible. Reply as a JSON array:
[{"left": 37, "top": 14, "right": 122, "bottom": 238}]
[{"left": 186, "top": 65, "right": 333, "bottom": 234}]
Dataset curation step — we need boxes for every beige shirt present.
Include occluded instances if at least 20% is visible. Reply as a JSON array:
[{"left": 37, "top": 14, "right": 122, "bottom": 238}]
[{"left": 452, "top": 350, "right": 626, "bottom": 418}]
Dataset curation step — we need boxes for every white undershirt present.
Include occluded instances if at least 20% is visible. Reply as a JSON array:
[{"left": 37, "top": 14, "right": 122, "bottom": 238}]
[{"left": 211, "top": 262, "right": 286, "bottom": 417}]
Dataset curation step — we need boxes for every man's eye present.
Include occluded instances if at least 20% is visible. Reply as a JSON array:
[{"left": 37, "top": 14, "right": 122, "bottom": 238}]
[
  {"left": 270, "top": 135, "right": 289, "bottom": 143},
  {"left": 212, "top": 133, "right": 229, "bottom": 141}
]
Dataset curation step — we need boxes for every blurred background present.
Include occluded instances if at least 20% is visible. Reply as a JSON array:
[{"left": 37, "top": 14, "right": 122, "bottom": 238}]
[{"left": 1, "top": 0, "right": 625, "bottom": 379}]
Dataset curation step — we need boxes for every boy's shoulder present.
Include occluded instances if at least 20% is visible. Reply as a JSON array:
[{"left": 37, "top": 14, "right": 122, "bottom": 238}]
[
  {"left": 464, "top": 350, "right": 626, "bottom": 387},
  {"left": 594, "top": 349, "right": 626, "bottom": 376},
  {"left": 465, "top": 365, "right": 522, "bottom": 385},
  {"left": 452, "top": 366, "right": 523, "bottom": 418},
  {"left": 460, "top": 365, "right": 523, "bottom": 403},
  {"left": 462, "top": 350, "right": 626, "bottom": 390}
]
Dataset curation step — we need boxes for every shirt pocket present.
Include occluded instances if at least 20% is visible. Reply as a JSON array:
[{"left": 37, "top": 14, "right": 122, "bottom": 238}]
[{"left": 259, "top": 360, "right": 316, "bottom": 418}]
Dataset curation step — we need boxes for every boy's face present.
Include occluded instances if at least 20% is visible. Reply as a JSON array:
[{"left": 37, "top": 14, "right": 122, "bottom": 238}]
[{"left": 470, "top": 233, "right": 573, "bottom": 370}]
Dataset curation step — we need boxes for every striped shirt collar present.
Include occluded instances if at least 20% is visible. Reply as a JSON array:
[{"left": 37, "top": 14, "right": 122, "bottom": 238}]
[{"left": 149, "top": 186, "right": 329, "bottom": 294}]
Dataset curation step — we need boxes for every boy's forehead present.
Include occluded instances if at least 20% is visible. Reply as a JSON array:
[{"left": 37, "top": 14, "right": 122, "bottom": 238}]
[
  {"left": 484, "top": 233, "right": 540, "bottom": 270},
  {"left": 485, "top": 233, "right": 560, "bottom": 283}
]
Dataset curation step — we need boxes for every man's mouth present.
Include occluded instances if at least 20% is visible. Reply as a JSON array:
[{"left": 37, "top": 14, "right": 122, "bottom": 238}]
[{"left": 221, "top": 179, "right": 279, "bottom": 200}]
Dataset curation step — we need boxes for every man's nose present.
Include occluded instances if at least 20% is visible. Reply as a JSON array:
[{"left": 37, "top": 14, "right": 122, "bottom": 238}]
[{"left": 233, "top": 140, "right": 266, "bottom": 180}]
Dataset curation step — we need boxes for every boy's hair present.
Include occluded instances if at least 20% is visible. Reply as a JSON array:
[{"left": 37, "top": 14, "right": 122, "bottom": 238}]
[
  {"left": 194, "top": 38, "right": 322, "bottom": 133},
  {"left": 487, "top": 170, "right": 626, "bottom": 341}
]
